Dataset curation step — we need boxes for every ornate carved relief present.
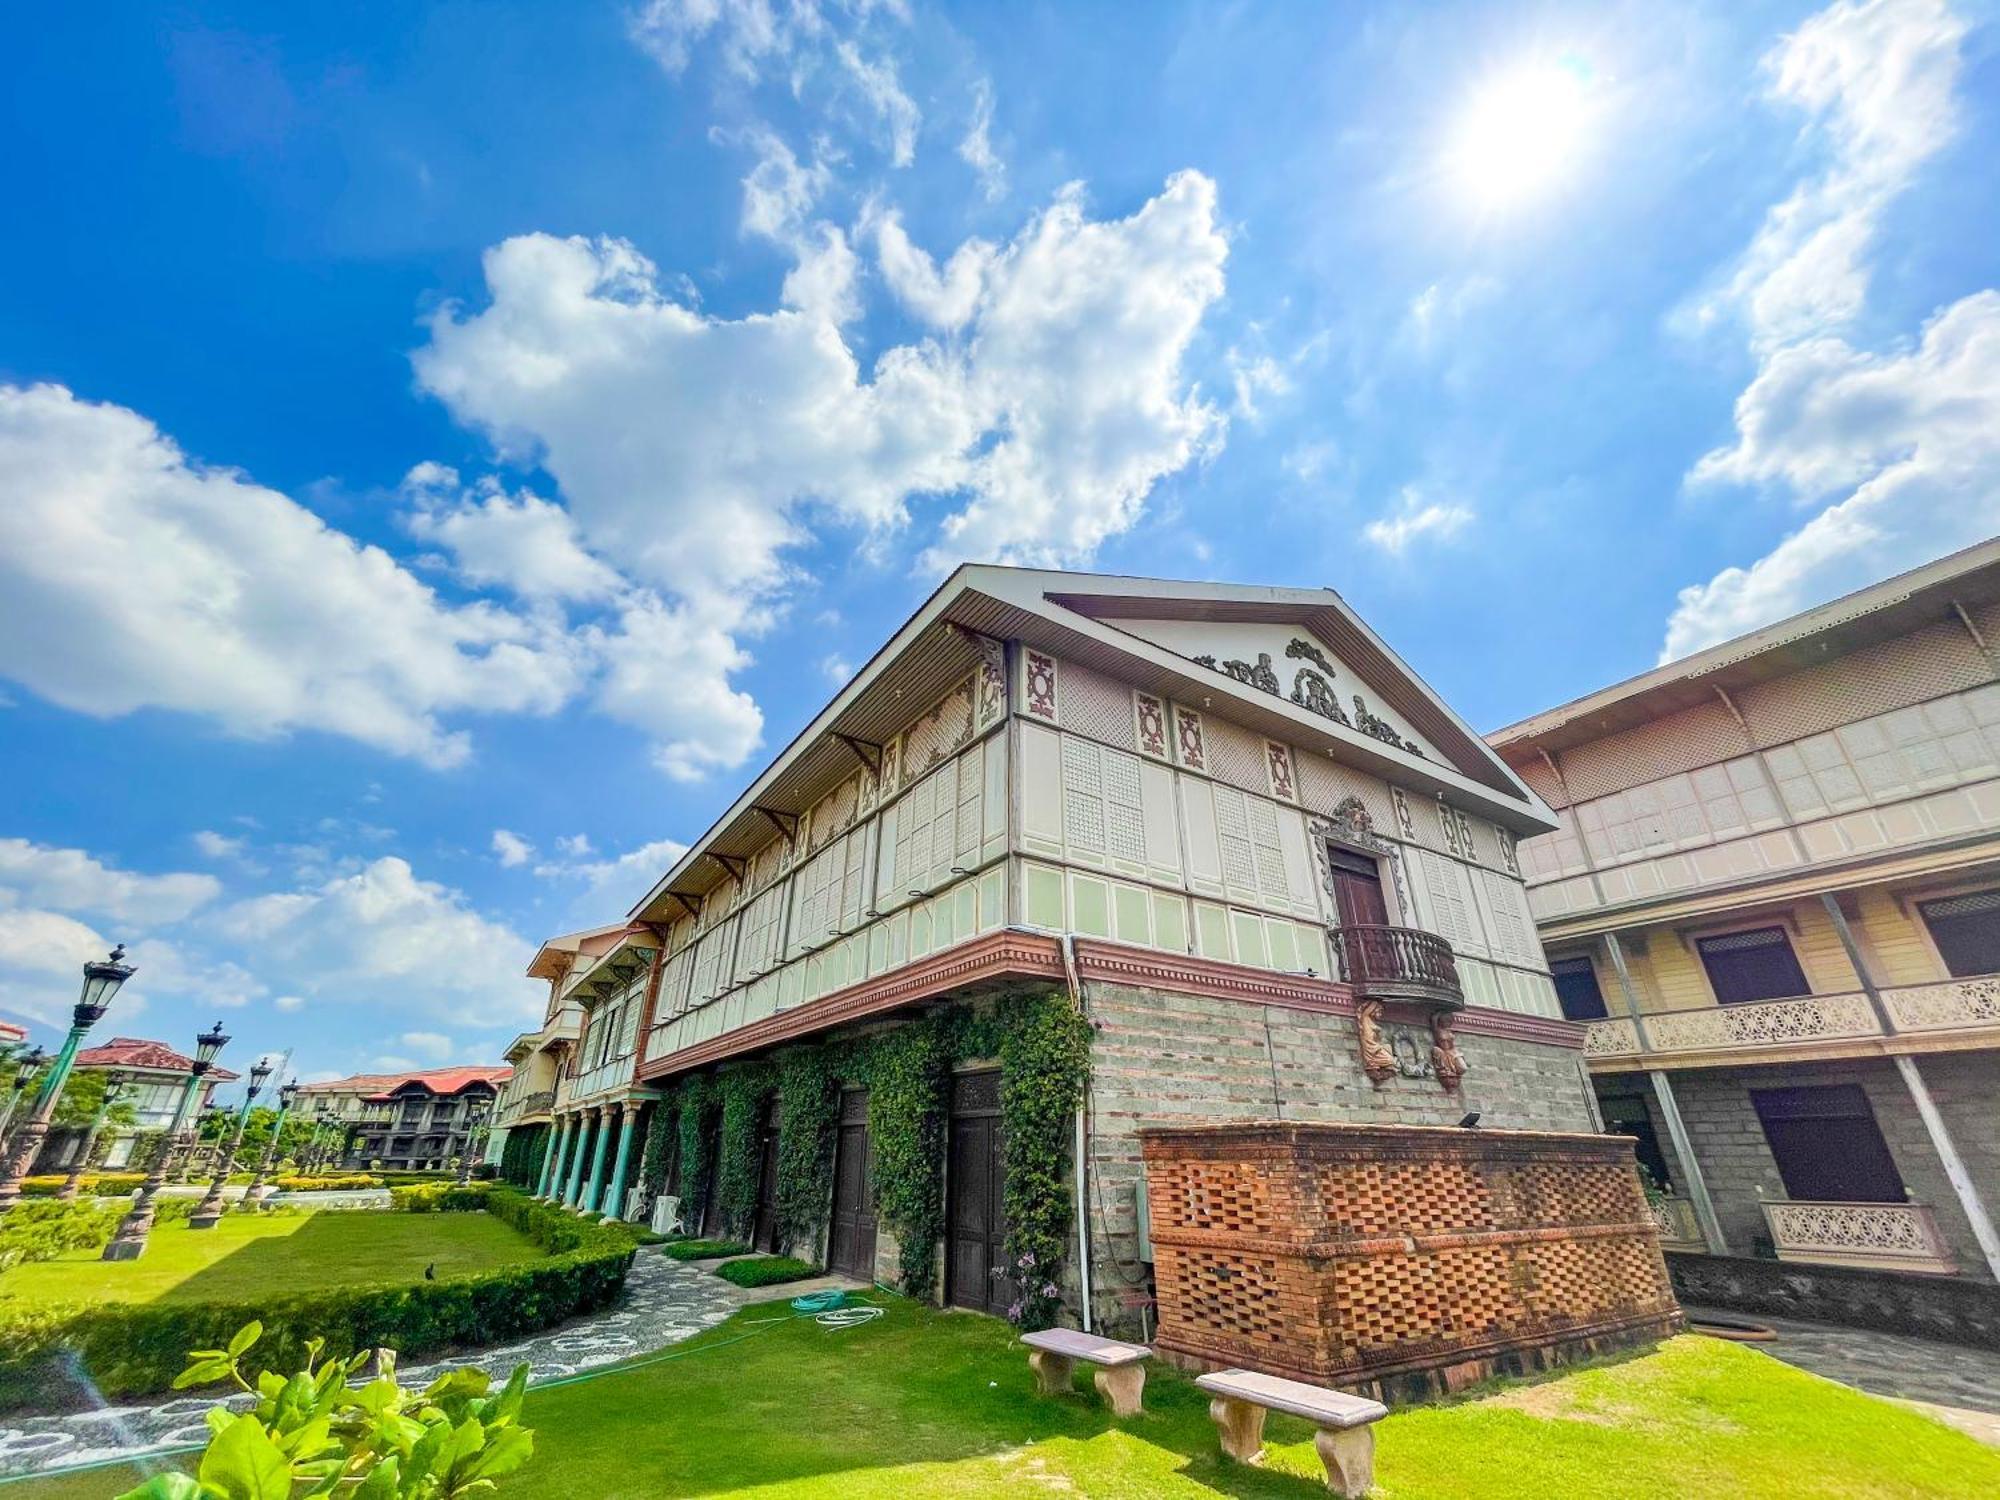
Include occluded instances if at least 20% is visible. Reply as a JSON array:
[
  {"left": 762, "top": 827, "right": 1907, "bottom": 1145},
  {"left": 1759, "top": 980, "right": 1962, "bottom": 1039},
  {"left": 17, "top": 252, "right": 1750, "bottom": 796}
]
[
  {"left": 1265, "top": 741, "right": 1298, "bottom": 802},
  {"left": 973, "top": 634, "right": 1007, "bottom": 731},
  {"left": 1429, "top": 1011, "right": 1466, "bottom": 1093},
  {"left": 1200, "top": 651, "right": 1281, "bottom": 695},
  {"left": 1025, "top": 649, "right": 1059, "bottom": 722},
  {"left": 1175, "top": 706, "right": 1207, "bottom": 771},
  {"left": 1495, "top": 827, "right": 1519, "bottom": 874},
  {"left": 1390, "top": 787, "right": 1416, "bottom": 841},
  {"left": 904, "top": 675, "right": 975, "bottom": 776},
  {"left": 1134, "top": 691, "right": 1169, "bottom": 759},
  {"left": 1290, "top": 668, "right": 1348, "bottom": 724},
  {"left": 1355, "top": 1000, "right": 1397, "bottom": 1085},
  {"left": 1354, "top": 695, "right": 1424, "bottom": 757},
  {"left": 1285, "top": 637, "right": 1337, "bottom": 677},
  {"left": 880, "top": 734, "right": 902, "bottom": 799}
]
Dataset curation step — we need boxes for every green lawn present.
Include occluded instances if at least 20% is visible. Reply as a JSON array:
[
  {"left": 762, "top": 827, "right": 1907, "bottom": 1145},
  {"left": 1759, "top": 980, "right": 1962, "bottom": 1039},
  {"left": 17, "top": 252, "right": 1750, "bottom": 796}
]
[
  {"left": 20, "top": 1297, "right": 1999, "bottom": 1499},
  {"left": 0, "top": 1210, "right": 543, "bottom": 1308}
]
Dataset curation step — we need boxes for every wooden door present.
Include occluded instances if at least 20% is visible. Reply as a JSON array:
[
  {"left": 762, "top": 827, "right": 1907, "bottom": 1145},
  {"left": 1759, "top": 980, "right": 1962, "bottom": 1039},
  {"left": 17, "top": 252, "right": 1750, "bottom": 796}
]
[
  {"left": 946, "top": 1071, "right": 1009, "bottom": 1315},
  {"left": 827, "top": 1089, "right": 878, "bottom": 1280},
  {"left": 751, "top": 1101, "right": 783, "bottom": 1253},
  {"left": 1329, "top": 847, "right": 1390, "bottom": 929}
]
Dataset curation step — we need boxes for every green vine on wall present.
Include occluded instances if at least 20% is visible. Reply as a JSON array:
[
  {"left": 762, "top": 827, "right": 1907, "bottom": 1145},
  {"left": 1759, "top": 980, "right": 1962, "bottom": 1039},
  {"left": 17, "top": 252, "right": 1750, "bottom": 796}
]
[
  {"left": 674, "top": 1076, "right": 716, "bottom": 1220},
  {"left": 864, "top": 1017, "right": 950, "bottom": 1299},
  {"left": 714, "top": 1063, "right": 776, "bottom": 1236},
  {"left": 995, "top": 993, "right": 1092, "bottom": 1329},
  {"left": 638, "top": 1100, "right": 675, "bottom": 1199},
  {"left": 496, "top": 1123, "right": 550, "bottom": 1190},
  {"left": 774, "top": 1047, "right": 840, "bottom": 1254}
]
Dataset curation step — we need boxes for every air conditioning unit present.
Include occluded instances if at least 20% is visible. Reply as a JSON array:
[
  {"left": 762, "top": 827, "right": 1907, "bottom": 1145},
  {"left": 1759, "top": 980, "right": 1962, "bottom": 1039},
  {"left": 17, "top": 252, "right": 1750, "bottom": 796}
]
[{"left": 651, "top": 1195, "right": 686, "bottom": 1236}]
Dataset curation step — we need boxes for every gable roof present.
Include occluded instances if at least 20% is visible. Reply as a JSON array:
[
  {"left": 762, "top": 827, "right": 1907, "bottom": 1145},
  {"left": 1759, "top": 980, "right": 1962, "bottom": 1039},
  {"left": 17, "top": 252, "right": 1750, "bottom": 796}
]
[
  {"left": 300, "top": 1064, "right": 509, "bottom": 1098},
  {"left": 1490, "top": 535, "right": 2000, "bottom": 757},
  {"left": 526, "top": 922, "right": 635, "bottom": 981},
  {"left": 631, "top": 564, "right": 1555, "bottom": 925},
  {"left": 363, "top": 1066, "right": 511, "bottom": 1101},
  {"left": 76, "top": 1036, "right": 241, "bottom": 1080}
]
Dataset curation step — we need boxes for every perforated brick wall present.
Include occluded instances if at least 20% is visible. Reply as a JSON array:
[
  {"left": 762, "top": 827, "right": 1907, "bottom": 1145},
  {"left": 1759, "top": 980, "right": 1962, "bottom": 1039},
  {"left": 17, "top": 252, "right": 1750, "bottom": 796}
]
[{"left": 1142, "top": 1122, "right": 1680, "bottom": 1395}]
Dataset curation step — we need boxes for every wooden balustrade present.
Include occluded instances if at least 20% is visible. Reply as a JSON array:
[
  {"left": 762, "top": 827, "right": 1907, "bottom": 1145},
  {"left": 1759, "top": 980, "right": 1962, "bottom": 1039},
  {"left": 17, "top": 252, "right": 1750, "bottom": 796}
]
[{"left": 1332, "top": 925, "right": 1463, "bottom": 1007}]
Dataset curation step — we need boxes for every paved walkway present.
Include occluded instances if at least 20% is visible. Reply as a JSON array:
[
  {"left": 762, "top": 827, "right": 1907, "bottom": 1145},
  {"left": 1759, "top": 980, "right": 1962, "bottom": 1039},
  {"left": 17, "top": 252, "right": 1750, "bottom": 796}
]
[
  {"left": 0, "top": 1251, "right": 751, "bottom": 1479},
  {"left": 1687, "top": 1305, "right": 2000, "bottom": 1447}
]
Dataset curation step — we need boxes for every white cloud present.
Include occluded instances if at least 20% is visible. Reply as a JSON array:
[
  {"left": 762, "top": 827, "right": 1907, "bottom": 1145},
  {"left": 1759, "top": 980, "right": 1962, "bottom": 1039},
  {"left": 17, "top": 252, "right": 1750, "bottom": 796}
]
[
  {"left": 211, "top": 856, "right": 542, "bottom": 1026},
  {"left": 780, "top": 223, "right": 863, "bottom": 325},
  {"left": 870, "top": 209, "right": 994, "bottom": 332},
  {"left": 491, "top": 830, "right": 534, "bottom": 868},
  {"left": 399, "top": 1030, "right": 455, "bottom": 1061},
  {"left": 555, "top": 834, "right": 594, "bottom": 858},
  {"left": 834, "top": 40, "right": 919, "bottom": 167},
  {"left": 0, "top": 384, "right": 585, "bottom": 767},
  {"left": 537, "top": 836, "right": 690, "bottom": 905},
  {"left": 273, "top": 994, "right": 306, "bottom": 1012},
  {"left": 958, "top": 78, "right": 1005, "bottom": 201},
  {"left": 416, "top": 173, "right": 1228, "bottom": 774},
  {"left": 1362, "top": 488, "right": 1473, "bottom": 554},
  {"left": 403, "top": 464, "right": 623, "bottom": 603},
  {"left": 820, "top": 653, "right": 854, "bottom": 683},
  {"left": 1707, "top": 0, "right": 1964, "bottom": 348},
  {"left": 0, "top": 838, "right": 219, "bottom": 924},
  {"left": 369, "top": 1054, "right": 419, "bottom": 1073},
  {"left": 736, "top": 130, "right": 834, "bottom": 245},
  {"left": 1227, "top": 350, "right": 1291, "bottom": 424},
  {"left": 1664, "top": 0, "right": 1989, "bottom": 659},
  {"left": 0, "top": 907, "right": 107, "bottom": 981},
  {"left": 193, "top": 830, "right": 246, "bottom": 861},
  {"left": 629, "top": 0, "right": 793, "bottom": 80}
]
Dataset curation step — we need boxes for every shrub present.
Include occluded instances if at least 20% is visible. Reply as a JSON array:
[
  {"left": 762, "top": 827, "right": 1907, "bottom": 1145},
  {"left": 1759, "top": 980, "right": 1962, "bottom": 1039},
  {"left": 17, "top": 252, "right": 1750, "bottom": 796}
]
[
  {"left": 0, "top": 1188, "right": 634, "bottom": 1413},
  {"left": 115, "top": 1322, "right": 534, "bottom": 1500},
  {"left": 662, "top": 1238, "right": 750, "bottom": 1261},
  {"left": 0, "top": 1199, "right": 123, "bottom": 1268},
  {"left": 390, "top": 1183, "right": 490, "bottom": 1213},
  {"left": 715, "top": 1255, "right": 819, "bottom": 1289},
  {"left": 18, "top": 1172, "right": 146, "bottom": 1198},
  {"left": 270, "top": 1173, "right": 381, "bottom": 1192}
]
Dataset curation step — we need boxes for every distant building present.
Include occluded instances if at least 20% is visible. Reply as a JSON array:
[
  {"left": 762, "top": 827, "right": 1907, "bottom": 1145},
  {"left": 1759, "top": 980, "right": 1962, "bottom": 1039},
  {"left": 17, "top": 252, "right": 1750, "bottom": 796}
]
[
  {"left": 483, "top": 926, "right": 613, "bottom": 1174},
  {"left": 1492, "top": 539, "right": 2000, "bottom": 1284},
  {"left": 38, "top": 1036, "right": 239, "bottom": 1170},
  {"left": 297, "top": 1066, "right": 510, "bottom": 1172}
]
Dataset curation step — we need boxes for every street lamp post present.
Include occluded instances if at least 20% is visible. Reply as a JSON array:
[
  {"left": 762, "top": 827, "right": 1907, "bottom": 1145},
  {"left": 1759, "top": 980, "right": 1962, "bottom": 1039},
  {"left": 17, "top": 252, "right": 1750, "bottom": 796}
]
[
  {"left": 0, "top": 946, "right": 135, "bottom": 1211},
  {"left": 455, "top": 1097, "right": 494, "bottom": 1187},
  {"left": 241, "top": 1080, "right": 299, "bottom": 1210},
  {"left": 103, "top": 1021, "right": 230, "bottom": 1261},
  {"left": 56, "top": 1070, "right": 128, "bottom": 1202},
  {"left": 190, "top": 1057, "right": 273, "bottom": 1229},
  {"left": 0, "top": 1047, "right": 49, "bottom": 1146}
]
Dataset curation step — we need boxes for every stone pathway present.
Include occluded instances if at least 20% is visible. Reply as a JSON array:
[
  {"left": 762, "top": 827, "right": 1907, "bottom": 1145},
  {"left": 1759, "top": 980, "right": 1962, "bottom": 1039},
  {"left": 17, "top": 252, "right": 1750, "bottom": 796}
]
[
  {"left": 0, "top": 1251, "right": 744, "bottom": 1479},
  {"left": 1687, "top": 1305, "right": 2000, "bottom": 1447}
]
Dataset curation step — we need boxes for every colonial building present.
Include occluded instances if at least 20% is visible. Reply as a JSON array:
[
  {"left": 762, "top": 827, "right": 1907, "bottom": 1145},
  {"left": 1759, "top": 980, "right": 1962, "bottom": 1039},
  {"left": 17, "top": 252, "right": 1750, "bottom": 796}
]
[
  {"left": 1491, "top": 540, "right": 2000, "bottom": 1284},
  {"left": 537, "top": 566, "right": 1596, "bottom": 1331},
  {"left": 297, "top": 1065, "right": 509, "bottom": 1172},
  {"left": 36, "top": 1036, "right": 237, "bottom": 1170}
]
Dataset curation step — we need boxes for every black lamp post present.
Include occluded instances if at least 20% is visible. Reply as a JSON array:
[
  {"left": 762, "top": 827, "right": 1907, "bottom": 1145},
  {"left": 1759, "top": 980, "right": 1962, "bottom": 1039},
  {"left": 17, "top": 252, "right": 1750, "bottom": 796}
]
[
  {"left": 0, "top": 1046, "right": 50, "bottom": 1144},
  {"left": 104, "top": 1020, "right": 230, "bottom": 1261},
  {"left": 56, "top": 1070, "right": 128, "bottom": 1201},
  {"left": 190, "top": 1056, "right": 272, "bottom": 1229},
  {"left": 241, "top": 1079, "right": 299, "bottom": 1210},
  {"left": 456, "top": 1096, "right": 494, "bottom": 1187},
  {"left": 0, "top": 946, "right": 134, "bottom": 1210}
]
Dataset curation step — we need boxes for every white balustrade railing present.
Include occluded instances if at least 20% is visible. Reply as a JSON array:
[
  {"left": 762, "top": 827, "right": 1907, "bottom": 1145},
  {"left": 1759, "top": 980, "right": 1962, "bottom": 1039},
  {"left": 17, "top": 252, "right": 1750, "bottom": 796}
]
[
  {"left": 1761, "top": 1199, "right": 1956, "bottom": 1275},
  {"left": 1648, "top": 1195, "right": 1705, "bottom": 1250},
  {"left": 1881, "top": 975, "right": 2000, "bottom": 1033},
  {"left": 1582, "top": 1018, "right": 1640, "bottom": 1056}
]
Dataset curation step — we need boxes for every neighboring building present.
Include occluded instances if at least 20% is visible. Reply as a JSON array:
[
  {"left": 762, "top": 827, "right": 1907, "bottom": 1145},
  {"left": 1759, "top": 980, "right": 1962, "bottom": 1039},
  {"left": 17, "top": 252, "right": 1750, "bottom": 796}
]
[
  {"left": 0, "top": 1021, "right": 24, "bottom": 1048},
  {"left": 297, "top": 1065, "right": 509, "bottom": 1171},
  {"left": 1491, "top": 539, "right": 2000, "bottom": 1284},
  {"left": 539, "top": 565, "right": 1590, "bottom": 1331},
  {"left": 38, "top": 1036, "right": 238, "bottom": 1170},
  {"left": 484, "top": 926, "right": 612, "bottom": 1173}
]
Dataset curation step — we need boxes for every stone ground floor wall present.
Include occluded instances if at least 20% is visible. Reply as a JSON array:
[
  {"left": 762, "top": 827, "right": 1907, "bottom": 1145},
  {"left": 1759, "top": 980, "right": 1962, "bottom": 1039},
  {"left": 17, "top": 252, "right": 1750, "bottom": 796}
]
[
  {"left": 1597, "top": 1052, "right": 1998, "bottom": 1280},
  {"left": 1668, "top": 1251, "right": 2000, "bottom": 1351},
  {"left": 1081, "top": 982, "right": 1599, "bottom": 1335}
]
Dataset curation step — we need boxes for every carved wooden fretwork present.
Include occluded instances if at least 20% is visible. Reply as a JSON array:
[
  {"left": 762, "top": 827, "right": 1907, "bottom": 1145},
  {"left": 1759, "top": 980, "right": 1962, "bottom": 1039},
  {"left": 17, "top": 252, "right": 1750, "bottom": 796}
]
[
  {"left": 710, "top": 853, "right": 747, "bottom": 880},
  {"left": 1265, "top": 741, "right": 1297, "bottom": 802},
  {"left": 1285, "top": 637, "right": 1337, "bottom": 677},
  {"left": 1175, "top": 706, "right": 1207, "bottom": 770},
  {"left": 1882, "top": 976, "right": 2000, "bottom": 1032},
  {"left": 1025, "top": 649, "right": 1059, "bottom": 721},
  {"left": 752, "top": 806, "right": 800, "bottom": 846},
  {"left": 1290, "top": 668, "right": 1348, "bottom": 725},
  {"left": 1389, "top": 787, "right": 1416, "bottom": 841},
  {"left": 1134, "top": 691, "right": 1169, "bottom": 759},
  {"left": 973, "top": 634, "right": 1007, "bottom": 730},
  {"left": 834, "top": 733, "right": 883, "bottom": 776}
]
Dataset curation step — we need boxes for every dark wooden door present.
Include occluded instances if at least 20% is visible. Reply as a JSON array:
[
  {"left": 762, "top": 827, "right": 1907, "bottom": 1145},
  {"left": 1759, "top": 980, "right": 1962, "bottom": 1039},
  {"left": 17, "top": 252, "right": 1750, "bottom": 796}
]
[
  {"left": 827, "top": 1090, "right": 878, "bottom": 1281},
  {"left": 946, "top": 1071, "right": 1009, "bottom": 1315},
  {"left": 1329, "top": 847, "right": 1390, "bottom": 929},
  {"left": 751, "top": 1101, "right": 783, "bottom": 1253}
]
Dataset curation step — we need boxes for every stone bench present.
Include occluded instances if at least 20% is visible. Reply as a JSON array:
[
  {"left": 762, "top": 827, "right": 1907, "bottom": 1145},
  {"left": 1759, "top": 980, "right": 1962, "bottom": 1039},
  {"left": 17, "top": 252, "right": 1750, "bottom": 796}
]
[
  {"left": 1020, "top": 1328, "right": 1151, "bottom": 1416},
  {"left": 1195, "top": 1368, "right": 1388, "bottom": 1497}
]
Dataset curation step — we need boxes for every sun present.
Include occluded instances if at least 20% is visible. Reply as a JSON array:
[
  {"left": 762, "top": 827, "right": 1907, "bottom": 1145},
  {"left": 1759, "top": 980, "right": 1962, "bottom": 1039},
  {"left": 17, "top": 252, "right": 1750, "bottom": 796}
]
[{"left": 1446, "top": 56, "right": 1598, "bottom": 211}]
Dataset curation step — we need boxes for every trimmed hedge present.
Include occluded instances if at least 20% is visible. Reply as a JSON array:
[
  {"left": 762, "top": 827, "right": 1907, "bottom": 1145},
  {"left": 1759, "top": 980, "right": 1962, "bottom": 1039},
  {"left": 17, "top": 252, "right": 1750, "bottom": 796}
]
[
  {"left": 272, "top": 1173, "right": 382, "bottom": 1192},
  {"left": 714, "top": 1255, "right": 819, "bottom": 1289},
  {"left": 18, "top": 1172, "right": 146, "bottom": 1198},
  {"left": 390, "top": 1183, "right": 490, "bottom": 1212},
  {"left": 0, "top": 1188, "right": 635, "bottom": 1413},
  {"left": 662, "top": 1238, "right": 750, "bottom": 1261}
]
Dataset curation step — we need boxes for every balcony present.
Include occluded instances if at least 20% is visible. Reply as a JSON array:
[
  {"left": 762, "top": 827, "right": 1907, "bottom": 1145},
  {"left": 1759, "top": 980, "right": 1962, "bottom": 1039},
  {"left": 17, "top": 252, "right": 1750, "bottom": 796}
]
[
  {"left": 1761, "top": 1199, "right": 1957, "bottom": 1276},
  {"left": 495, "top": 1087, "right": 556, "bottom": 1126},
  {"left": 1648, "top": 1195, "right": 1707, "bottom": 1251},
  {"left": 1332, "top": 925, "right": 1463, "bottom": 1008},
  {"left": 1582, "top": 972, "right": 2000, "bottom": 1067}
]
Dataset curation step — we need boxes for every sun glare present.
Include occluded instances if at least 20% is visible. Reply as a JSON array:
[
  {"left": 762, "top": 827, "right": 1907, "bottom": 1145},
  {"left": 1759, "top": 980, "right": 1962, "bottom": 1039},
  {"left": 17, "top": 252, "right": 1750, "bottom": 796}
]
[{"left": 1447, "top": 56, "right": 1597, "bottom": 211}]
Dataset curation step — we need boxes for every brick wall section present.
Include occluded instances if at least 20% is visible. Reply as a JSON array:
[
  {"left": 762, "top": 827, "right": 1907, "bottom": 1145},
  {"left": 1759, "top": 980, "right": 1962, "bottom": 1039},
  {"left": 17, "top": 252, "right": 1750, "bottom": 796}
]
[
  {"left": 1646, "top": 1057, "right": 1996, "bottom": 1280},
  {"left": 1082, "top": 981, "right": 1596, "bottom": 1329}
]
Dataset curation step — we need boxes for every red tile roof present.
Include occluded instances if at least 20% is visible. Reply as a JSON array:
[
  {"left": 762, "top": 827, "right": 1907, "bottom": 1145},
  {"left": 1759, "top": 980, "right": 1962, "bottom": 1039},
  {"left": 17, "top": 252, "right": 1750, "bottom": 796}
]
[
  {"left": 301, "top": 1064, "right": 510, "bottom": 1100},
  {"left": 73, "top": 1036, "right": 242, "bottom": 1080}
]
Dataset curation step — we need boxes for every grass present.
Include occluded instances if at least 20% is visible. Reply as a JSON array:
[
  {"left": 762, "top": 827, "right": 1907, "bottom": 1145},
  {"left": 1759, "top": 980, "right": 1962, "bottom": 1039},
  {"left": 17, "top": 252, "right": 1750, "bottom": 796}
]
[
  {"left": 0, "top": 1210, "right": 545, "bottom": 1308},
  {"left": 661, "top": 1237, "right": 751, "bottom": 1261},
  {"left": 714, "top": 1255, "right": 820, "bottom": 1288},
  {"left": 20, "top": 1299, "right": 1999, "bottom": 1500}
]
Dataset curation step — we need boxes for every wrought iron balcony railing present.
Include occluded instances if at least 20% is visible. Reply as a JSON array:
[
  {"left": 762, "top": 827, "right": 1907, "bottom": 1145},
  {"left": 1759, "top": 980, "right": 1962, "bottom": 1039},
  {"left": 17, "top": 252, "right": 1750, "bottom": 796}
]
[{"left": 1332, "top": 925, "right": 1463, "bottom": 1007}]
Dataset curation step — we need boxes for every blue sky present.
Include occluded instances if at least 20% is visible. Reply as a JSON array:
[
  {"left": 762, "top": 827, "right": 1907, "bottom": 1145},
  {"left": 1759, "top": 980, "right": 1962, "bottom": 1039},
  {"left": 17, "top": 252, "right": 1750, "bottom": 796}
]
[{"left": 3, "top": 0, "right": 1997, "bottom": 1091}]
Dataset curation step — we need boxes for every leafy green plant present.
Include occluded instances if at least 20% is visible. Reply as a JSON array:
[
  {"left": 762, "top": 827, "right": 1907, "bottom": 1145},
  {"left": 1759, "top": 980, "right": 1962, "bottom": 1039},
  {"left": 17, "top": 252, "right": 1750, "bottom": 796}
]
[
  {"left": 273, "top": 1174, "right": 383, "bottom": 1193},
  {"left": 661, "top": 1238, "right": 749, "bottom": 1261},
  {"left": 637, "top": 1103, "right": 674, "bottom": 1199},
  {"left": 496, "top": 1126, "right": 549, "bottom": 1191},
  {"left": 713, "top": 1064, "right": 775, "bottom": 1236},
  {"left": 18, "top": 1171, "right": 146, "bottom": 1197},
  {"left": 714, "top": 1255, "right": 820, "bottom": 1289},
  {"left": 673, "top": 1076, "right": 716, "bottom": 1225},
  {"left": 115, "top": 1321, "right": 533, "bottom": 1500},
  {"left": 391, "top": 1184, "right": 490, "bottom": 1213},
  {"left": 774, "top": 1048, "right": 839, "bottom": 1256},
  {"left": 863, "top": 1016, "right": 949, "bottom": 1300}
]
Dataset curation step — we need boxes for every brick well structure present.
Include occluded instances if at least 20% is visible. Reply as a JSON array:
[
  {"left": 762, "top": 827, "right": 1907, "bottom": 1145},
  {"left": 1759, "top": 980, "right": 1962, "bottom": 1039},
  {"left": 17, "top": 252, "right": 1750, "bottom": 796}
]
[{"left": 1142, "top": 1122, "right": 1682, "bottom": 1400}]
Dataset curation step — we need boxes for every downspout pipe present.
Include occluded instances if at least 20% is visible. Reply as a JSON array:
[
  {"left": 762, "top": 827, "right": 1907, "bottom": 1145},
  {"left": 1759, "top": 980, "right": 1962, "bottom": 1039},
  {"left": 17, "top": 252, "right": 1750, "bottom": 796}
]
[{"left": 1059, "top": 934, "right": 1093, "bottom": 1334}]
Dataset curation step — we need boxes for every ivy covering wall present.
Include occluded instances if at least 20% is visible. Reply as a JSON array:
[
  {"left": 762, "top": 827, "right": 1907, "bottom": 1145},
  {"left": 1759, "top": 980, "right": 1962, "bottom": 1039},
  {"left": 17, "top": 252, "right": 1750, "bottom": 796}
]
[
  {"left": 659, "top": 990, "right": 1089, "bottom": 1327},
  {"left": 496, "top": 1123, "right": 550, "bottom": 1190}
]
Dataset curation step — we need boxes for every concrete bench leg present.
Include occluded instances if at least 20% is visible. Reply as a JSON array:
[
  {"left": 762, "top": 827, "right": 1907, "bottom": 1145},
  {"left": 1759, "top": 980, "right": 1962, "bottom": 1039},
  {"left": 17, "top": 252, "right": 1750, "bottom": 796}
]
[
  {"left": 1209, "top": 1397, "right": 1267, "bottom": 1465},
  {"left": 1028, "top": 1350, "right": 1075, "bottom": 1398},
  {"left": 1314, "top": 1425, "right": 1375, "bottom": 1498},
  {"left": 1093, "top": 1363, "right": 1145, "bottom": 1417}
]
